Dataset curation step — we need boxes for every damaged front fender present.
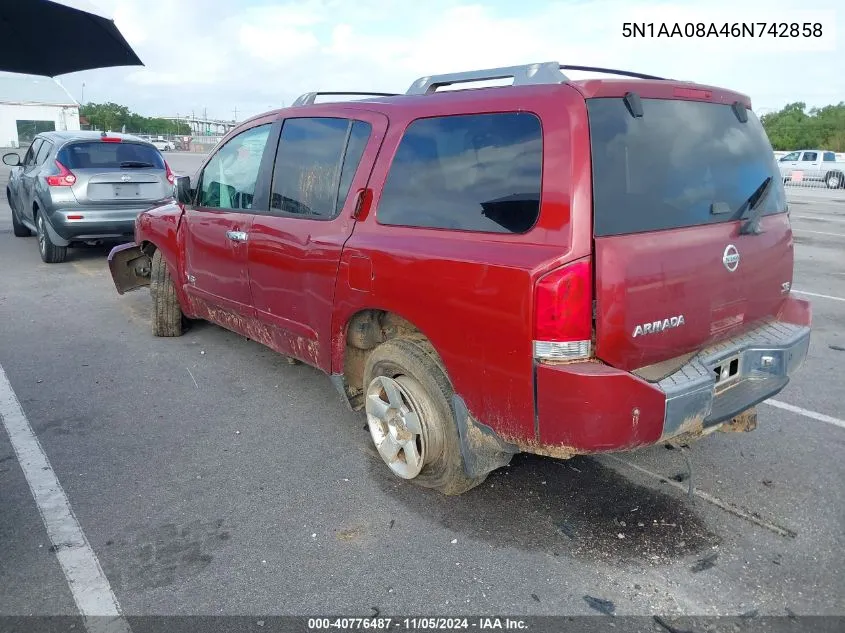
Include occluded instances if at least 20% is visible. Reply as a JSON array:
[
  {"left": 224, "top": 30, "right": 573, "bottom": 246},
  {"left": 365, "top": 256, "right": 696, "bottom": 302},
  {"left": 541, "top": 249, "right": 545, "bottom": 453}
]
[{"left": 107, "top": 242, "right": 152, "bottom": 295}]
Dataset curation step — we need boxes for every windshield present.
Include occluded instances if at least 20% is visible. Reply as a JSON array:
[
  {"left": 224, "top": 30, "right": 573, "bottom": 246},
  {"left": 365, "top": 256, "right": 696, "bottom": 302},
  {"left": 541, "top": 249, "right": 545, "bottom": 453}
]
[
  {"left": 57, "top": 141, "right": 165, "bottom": 170},
  {"left": 587, "top": 98, "right": 786, "bottom": 237}
]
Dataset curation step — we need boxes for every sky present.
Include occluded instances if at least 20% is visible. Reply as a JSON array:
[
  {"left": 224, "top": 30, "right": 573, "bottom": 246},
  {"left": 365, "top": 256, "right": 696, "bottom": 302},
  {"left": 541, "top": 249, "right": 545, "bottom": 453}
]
[{"left": 42, "top": 0, "right": 845, "bottom": 121}]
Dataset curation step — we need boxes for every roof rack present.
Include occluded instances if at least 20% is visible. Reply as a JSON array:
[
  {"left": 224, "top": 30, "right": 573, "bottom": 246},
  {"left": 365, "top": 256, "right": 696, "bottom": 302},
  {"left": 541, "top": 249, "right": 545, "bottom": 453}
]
[
  {"left": 291, "top": 91, "right": 400, "bottom": 107},
  {"left": 405, "top": 61, "right": 667, "bottom": 95}
]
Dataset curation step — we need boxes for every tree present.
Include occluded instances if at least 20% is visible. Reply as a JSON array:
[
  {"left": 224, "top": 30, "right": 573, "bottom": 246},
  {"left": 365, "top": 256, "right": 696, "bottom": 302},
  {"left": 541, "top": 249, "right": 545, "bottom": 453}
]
[
  {"left": 760, "top": 102, "right": 845, "bottom": 152},
  {"left": 80, "top": 102, "right": 191, "bottom": 136}
]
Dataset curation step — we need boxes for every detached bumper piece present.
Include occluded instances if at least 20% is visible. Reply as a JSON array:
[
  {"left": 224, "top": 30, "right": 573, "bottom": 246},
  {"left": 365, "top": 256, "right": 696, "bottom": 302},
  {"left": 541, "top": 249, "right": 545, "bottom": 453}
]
[{"left": 107, "top": 242, "right": 152, "bottom": 295}]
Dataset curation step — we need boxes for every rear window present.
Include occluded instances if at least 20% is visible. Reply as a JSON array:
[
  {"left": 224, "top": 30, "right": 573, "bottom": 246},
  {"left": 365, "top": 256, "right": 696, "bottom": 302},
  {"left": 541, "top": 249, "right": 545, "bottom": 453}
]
[
  {"left": 57, "top": 141, "right": 165, "bottom": 170},
  {"left": 377, "top": 112, "right": 542, "bottom": 234},
  {"left": 587, "top": 98, "right": 786, "bottom": 237}
]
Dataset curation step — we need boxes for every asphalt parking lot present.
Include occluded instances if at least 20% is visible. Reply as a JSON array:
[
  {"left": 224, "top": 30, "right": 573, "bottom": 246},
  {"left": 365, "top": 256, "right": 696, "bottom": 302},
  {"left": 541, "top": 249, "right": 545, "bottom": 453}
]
[{"left": 1, "top": 152, "right": 843, "bottom": 622}]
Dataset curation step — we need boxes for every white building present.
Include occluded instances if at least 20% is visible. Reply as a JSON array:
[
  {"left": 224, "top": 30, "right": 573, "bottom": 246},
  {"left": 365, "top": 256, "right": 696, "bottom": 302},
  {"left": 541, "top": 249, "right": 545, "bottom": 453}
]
[{"left": 0, "top": 73, "right": 80, "bottom": 148}]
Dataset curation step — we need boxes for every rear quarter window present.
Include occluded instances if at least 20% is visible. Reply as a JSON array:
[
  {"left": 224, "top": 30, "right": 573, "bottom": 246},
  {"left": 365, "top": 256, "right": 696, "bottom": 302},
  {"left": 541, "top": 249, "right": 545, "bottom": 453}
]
[
  {"left": 57, "top": 141, "right": 165, "bottom": 170},
  {"left": 376, "top": 112, "right": 543, "bottom": 234}
]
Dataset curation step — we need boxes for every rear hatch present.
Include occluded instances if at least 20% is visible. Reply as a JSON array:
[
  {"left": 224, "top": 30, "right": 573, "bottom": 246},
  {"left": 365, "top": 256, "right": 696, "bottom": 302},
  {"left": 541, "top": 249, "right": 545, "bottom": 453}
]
[
  {"left": 587, "top": 93, "right": 792, "bottom": 373},
  {"left": 57, "top": 140, "right": 172, "bottom": 205}
]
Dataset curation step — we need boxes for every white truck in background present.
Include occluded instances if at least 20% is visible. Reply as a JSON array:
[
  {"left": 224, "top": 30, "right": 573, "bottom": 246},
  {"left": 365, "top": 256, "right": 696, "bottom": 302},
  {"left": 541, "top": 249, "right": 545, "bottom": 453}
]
[{"left": 777, "top": 149, "right": 845, "bottom": 189}]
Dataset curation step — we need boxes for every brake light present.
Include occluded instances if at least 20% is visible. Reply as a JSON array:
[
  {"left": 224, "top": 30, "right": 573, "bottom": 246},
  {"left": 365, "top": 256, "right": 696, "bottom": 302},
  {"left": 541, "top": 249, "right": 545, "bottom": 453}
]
[
  {"left": 100, "top": 136, "right": 122, "bottom": 143},
  {"left": 165, "top": 161, "right": 175, "bottom": 185},
  {"left": 45, "top": 160, "right": 76, "bottom": 187},
  {"left": 674, "top": 87, "right": 712, "bottom": 100},
  {"left": 533, "top": 257, "right": 593, "bottom": 361}
]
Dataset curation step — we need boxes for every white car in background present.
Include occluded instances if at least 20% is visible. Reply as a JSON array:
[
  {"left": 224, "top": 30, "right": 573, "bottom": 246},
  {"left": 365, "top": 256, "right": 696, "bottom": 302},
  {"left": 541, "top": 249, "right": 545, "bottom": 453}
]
[
  {"left": 150, "top": 138, "right": 174, "bottom": 152},
  {"left": 778, "top": 149, "right": 845, "bottom": 189}
]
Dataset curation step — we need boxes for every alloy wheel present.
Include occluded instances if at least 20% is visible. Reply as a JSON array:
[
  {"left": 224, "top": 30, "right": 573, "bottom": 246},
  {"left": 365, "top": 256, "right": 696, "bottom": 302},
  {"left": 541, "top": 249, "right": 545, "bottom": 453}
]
[{"left": 365, "top": 375, "right": 443, "bottom": 479}]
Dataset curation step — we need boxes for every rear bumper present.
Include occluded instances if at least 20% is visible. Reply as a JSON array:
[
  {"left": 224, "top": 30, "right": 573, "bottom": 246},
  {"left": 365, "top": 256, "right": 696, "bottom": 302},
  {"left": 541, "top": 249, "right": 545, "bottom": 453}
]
[
  {"left": 656, "top": 320, "right": 810, "bottom": 441},
  {"left": 534, "top": 304, "right": 812, "bottom": 453},
  {"left": 49, "top": 206, "right": 151, "bottom": 241}
]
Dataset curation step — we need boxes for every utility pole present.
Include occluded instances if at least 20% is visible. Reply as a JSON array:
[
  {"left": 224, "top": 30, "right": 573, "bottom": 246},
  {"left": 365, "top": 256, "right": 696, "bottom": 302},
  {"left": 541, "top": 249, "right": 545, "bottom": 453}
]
[{"left": 233, "top": 106, "right": 238, "bottom": 122}]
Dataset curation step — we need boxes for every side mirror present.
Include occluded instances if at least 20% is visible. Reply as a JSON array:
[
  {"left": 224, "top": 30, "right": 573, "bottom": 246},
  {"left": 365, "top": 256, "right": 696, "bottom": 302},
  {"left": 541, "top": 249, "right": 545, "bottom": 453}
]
[
  {"left": 2, "top": 152, "right": 21, "bottom": 167},
  {"left": 175, "top": 176, "right": 192, "bottom": 205}
]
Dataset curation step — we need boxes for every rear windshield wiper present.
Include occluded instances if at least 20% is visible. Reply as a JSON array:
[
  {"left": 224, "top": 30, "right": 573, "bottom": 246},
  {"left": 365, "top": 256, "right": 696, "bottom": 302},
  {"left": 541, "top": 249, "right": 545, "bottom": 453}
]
[
  {"left": 733, "top": 176, "right": 773, "bottom": 235},
  {"left": 120, "top": 161, "right": 155, "bottom": 168}
]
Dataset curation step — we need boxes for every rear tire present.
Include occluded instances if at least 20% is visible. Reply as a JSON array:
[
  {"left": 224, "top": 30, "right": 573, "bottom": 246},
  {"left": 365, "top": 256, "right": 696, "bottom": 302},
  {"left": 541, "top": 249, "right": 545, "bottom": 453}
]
[
  {"left": 8, "top": 190, "right": 31, "bottom": 237},
  {"left": 825, "top": 172, "right": 844, "bottom": 189},
  {"left": 150, "top": 249, "right": 184, "bottom": 337},
  {"left": 35, "top": 211, "right": 67, "bottom": 263},
  {"left": 363, "top": 336, "right": 485, "bottom": 495}
]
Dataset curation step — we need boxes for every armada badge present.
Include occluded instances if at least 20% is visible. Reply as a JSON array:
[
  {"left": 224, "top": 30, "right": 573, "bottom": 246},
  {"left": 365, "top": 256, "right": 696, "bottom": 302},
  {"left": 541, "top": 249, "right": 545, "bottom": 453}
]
[{"left": 632, "top": 315, "right": 686, "bottom": 338}]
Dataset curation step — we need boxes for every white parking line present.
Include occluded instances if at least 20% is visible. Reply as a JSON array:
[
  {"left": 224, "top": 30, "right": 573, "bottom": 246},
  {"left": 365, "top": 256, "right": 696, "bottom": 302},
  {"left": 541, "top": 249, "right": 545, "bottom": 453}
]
[
  {"left": 765, "top": 399, "right": 845, "bottom": 429},
  {"left": 791, "top": 289, "right": 845, "bottom": 302},
  {"left": 0, "top": 364, "right": 132, "bottom": 633},
  {"left": 792, "top": 214, "right": 845, "bottom": 224},
  {"left": 606, "top": 456, "right": 796, "bottom": 538},
  {"left": 792, "top": 228, "right": 845, "bottom": 238}
]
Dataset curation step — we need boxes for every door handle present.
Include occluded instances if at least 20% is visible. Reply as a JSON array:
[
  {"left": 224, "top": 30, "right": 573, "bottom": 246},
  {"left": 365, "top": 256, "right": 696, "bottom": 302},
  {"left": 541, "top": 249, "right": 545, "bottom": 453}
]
[{"left": 226, "top": 230, "right": 248, "bottom": 243}]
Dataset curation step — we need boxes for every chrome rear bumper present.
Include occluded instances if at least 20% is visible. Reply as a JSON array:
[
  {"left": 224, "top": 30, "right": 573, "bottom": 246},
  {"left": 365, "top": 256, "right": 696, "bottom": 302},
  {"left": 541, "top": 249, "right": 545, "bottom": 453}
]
[{"left": 658, "top": 320, "right": 811, "bottom": 440}]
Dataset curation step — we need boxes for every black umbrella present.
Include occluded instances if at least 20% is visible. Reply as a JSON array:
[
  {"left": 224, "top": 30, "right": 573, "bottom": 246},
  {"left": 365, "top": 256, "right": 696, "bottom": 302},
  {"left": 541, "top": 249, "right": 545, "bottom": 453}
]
[{"left": 0, "top": 0, "right": 143, "bottom": 76}]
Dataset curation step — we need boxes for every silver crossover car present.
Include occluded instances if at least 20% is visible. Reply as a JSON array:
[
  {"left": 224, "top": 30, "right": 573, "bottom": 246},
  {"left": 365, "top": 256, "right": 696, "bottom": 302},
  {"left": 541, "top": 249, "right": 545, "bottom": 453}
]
[{"left": 3, "top": 131, "right": 175, "bottom": 263}]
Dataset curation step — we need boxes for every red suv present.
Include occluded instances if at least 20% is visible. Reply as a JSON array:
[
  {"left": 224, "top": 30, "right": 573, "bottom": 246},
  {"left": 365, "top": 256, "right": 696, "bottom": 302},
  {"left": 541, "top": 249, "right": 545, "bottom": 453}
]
[{"left": 108, "top": 62, "right": 812, "bottom": 495}]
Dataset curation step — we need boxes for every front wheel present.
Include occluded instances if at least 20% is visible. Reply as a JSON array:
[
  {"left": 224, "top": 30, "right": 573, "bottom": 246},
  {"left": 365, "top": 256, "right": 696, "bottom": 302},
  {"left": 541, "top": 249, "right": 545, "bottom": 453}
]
[
  {"left": 363, "top": 336, "right": 485, "bottom": 495},
  {"left": 150, "top": 249, "right": 184, "bottom": 337},
  {"left": 35, "top": 212, "right": 67, "bottom": 263},
  {"left": 8, "top": 191, "right": 31, "bottom": 237}
]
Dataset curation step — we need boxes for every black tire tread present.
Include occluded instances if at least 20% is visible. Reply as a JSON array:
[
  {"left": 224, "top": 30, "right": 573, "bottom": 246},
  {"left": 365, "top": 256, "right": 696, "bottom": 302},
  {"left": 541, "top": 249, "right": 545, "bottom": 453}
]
[
  {"left": 8, "top": 191, "right": 31, "bottom": 237},
  {"left": 150, "top": 249, "right": 183, "bottom": 337},
  {"left": 36, "top": 211, "right": 67, "bottom": 263},
  {"left": 364, "top": 335, "right": 485, "bottom": 495}
]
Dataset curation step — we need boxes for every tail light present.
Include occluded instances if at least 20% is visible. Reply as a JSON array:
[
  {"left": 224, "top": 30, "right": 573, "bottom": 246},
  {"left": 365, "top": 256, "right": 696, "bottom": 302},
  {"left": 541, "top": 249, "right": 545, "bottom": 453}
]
[
  {"left": 533, "top": 257, "right": 593, "bottom": 361},
  {"left": 100, "top": 136, "right": 122, "bottom": 143},
  {"left": 165, "top": 161, "right": 175, "bottom": 185},
  {"left": 45, "top": 160, "right": 76, "bottom": 187}
]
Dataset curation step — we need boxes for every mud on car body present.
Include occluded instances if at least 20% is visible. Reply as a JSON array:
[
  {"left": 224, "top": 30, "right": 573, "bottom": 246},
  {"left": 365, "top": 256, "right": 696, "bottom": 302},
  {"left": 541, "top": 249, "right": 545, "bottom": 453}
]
[{"left": 107, "top": 61, "right": 811, "bottom": 495}]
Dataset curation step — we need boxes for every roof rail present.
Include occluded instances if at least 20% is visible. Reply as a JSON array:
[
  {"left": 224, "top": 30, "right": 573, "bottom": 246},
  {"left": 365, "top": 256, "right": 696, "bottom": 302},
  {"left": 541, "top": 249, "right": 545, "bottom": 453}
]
[
  {"left": 406, "top": 61, "right": 567, "bottom": 95},
  {"left": 291, "top": 91, "right": 400, "bottom": 107},
  {"left": 560, "top": 65, "right": 667, "bottom": 81},
  {"left": 405, "top": 62, "right": 668, "bottom": 95}
]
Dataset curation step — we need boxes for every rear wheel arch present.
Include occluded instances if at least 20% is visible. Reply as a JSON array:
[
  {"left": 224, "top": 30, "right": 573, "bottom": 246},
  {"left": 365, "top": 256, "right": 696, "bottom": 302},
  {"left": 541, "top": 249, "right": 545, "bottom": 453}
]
[{"left": 336, "top": 309, "right": 445, "bottom": 411}]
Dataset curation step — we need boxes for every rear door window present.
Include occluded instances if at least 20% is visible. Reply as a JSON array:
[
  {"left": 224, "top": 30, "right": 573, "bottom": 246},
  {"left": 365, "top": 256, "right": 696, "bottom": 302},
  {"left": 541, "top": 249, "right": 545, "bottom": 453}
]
[
  {"left": 823, "top": 152, "right": 836, "bottom": 162},
  {"left": 57, "top": 142, "right": 165, "bottom": 170},
  {"left": 34, "top": 141, "right": 53, "bottom": 165},
  {"left": 377, "top": 112, "right": 543, "bottom": 234},
  {"left": 587, "top": 98, "right": 787, "bottom": 237},
  {"left": 269, "top": 117, "right": 372, "bottom": 219},
  {"left": 23, "top": 139, "right": 43, "bottom": 167}
]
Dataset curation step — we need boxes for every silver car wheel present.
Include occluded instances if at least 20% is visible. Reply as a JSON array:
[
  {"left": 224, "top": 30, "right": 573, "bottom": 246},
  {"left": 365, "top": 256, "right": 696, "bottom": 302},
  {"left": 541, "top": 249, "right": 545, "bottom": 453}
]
[
  {"left": 365, "top": 375, "right": 440, "bottom": 479},
  {"left": 36, "top": 214, "right": 46, "bottom": 254},
  {"left": 827, "top": 174, "right": 842, "bottom": 189}
]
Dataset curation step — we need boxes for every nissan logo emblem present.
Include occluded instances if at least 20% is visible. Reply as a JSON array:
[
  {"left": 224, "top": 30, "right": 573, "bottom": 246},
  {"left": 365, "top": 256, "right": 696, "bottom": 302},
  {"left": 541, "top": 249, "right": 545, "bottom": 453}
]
[{"left": 723, "top": 244, "right": 740, "bottom": 272}]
